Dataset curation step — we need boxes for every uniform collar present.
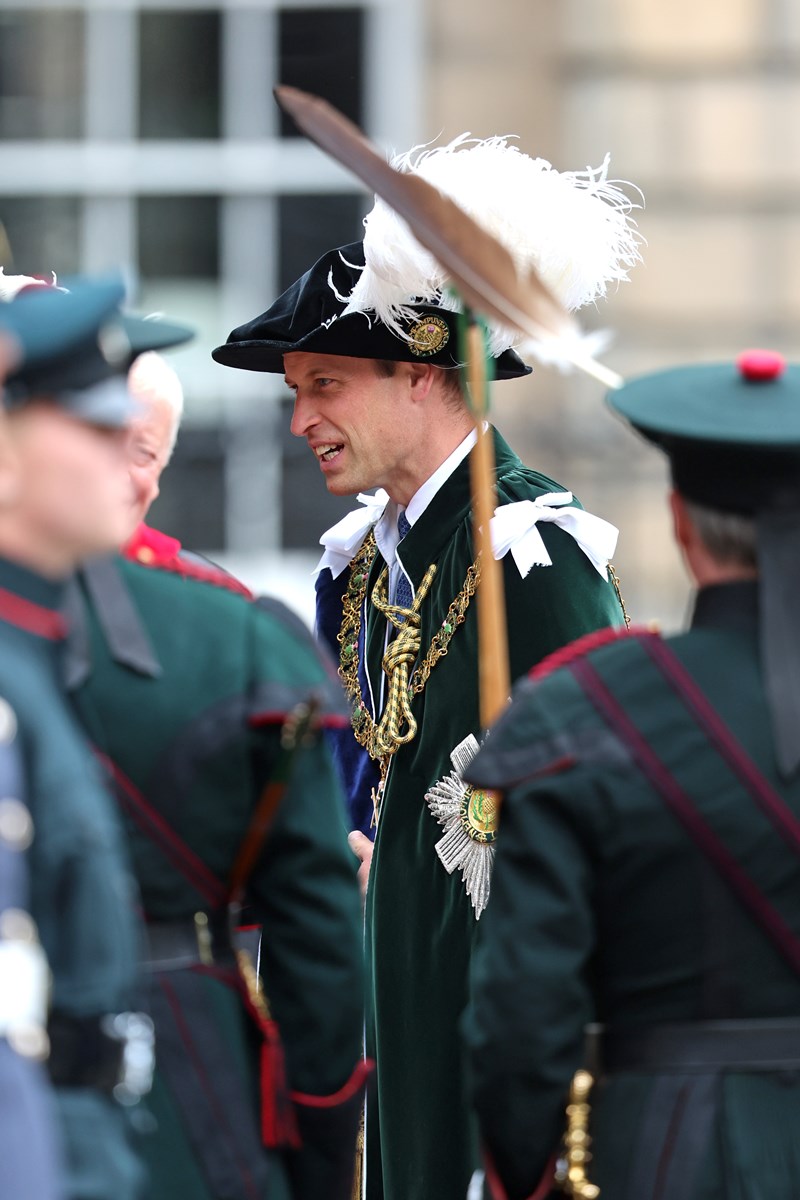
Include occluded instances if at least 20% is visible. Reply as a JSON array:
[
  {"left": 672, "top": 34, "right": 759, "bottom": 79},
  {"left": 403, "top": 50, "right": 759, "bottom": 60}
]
[
  {"left": 124, "top": 522, "right": 182, "bottom": 567},
  {"left": 0, "top": 556, "right": 67, "bottom": 640},
  {"left": 690, "top": 580, "right": 759, "bottom": 639}
]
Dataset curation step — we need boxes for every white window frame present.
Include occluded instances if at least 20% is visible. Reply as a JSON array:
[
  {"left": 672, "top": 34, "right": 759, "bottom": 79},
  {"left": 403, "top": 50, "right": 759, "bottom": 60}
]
[{"left": 0, "top": 0, "right": 422, "bottom": 551}]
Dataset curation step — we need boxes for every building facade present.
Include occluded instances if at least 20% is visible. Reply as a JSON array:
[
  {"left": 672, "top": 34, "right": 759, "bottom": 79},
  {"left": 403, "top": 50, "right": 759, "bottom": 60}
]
[{"left": 1, "top": 1, "right": 797, "bottom": 626}]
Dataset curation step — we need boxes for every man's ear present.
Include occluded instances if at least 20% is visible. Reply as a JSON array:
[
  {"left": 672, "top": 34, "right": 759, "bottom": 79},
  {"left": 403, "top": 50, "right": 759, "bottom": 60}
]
[
  {"left": 669, "top": 490, "right": 692, "bottom": 553},
  {"left": 405, "top": 361, "right": 436, "bottom": 404}
]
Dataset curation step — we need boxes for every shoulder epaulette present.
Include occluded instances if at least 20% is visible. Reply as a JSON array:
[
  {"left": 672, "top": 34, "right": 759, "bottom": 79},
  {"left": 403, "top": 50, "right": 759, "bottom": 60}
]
[
  {"left": 164, "top": 554, "right": 253, "bottom": 599},
  {"left": 133, "top": 550, "right": 253, "bottom": 600},
  {"left": 124, "top": 523, "right": 253, "bottom": 598},
  {"left": 529, "top": 623, "right": 658, "bottom": 685}
]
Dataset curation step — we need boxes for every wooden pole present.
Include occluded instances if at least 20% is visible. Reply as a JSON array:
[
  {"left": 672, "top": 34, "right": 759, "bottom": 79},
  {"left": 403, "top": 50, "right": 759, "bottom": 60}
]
[{"left": 466, "top": 319, "right": 510, "bottom": 731}]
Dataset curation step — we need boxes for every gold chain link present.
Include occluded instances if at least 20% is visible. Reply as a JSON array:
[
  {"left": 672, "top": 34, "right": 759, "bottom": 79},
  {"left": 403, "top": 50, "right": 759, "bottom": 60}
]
[
  {"left": 608, "top": 562, "right": 631, "bottom": 629},
  {"left": 337, "top": 532, "right": 481, "bottom": 769}
]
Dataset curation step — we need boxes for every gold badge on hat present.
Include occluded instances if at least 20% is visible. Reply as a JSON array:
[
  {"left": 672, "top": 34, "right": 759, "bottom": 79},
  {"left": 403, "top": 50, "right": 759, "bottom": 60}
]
[{"left": 408, "top": 314, "right": 450, "bottom": 357}]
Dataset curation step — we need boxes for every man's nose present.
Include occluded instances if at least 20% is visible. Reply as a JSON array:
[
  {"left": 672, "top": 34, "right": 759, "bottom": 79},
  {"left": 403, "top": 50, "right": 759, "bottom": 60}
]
[{"left": 289, "top": 393, "right": 318, "bottom": 439}]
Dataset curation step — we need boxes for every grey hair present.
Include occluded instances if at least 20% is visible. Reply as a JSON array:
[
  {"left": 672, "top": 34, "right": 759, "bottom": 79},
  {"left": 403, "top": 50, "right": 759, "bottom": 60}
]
[
  {"left": 127, "top": 351, "right": 184, "bottom": 461},
  {"left": 683, "top": 498, "right": 757, "bottom": 568}
]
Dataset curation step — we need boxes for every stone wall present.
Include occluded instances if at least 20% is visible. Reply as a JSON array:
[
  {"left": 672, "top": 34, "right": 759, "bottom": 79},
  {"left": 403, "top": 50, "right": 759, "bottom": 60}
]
[{"left": 421, "top": 0, "right": 799, "bottom": 628}]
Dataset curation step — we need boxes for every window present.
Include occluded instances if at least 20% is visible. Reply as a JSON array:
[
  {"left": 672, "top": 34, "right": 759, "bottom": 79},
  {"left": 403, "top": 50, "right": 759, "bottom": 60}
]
[
  {"left": 137, "top": 196, "right": 220, "bottom": 281},
  {"left": 0, "top": 197, "right": 81, "bottom": 277},
  {"left": 278, "top": 7, "right": 365, "bottom": 138},
  {"left": 277, "top": 192, "right": 367, "bottom": 293},
  {"left": 0, "top": 0, "right": 423, "bottom": 561},
  {"left": 138, "top": 10, "right": 221, "bottom": 139},
  {"left": 0, "top": 10, "right": 84, "bottom": 139},
  {"left": 147, "top": 429, "right": 227, "bottom": 551}
]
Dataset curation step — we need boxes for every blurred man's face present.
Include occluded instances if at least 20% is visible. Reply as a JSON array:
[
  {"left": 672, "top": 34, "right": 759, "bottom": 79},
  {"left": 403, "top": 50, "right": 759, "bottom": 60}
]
[
  {"left": 8, "top": 404, "right": 133, "bottom": 568},
  {"left": 125, "top": 392, "right": 174, "bottom": 534}
]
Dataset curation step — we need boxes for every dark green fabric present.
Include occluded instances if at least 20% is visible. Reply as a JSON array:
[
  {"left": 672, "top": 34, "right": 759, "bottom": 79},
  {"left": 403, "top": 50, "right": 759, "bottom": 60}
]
[
  {"left": 0, "top": 557, "right": 144, "bottom": 1200},
  {"left": 465, "top": 581, "right": 800, "bottom": 1200},
  {"left": 70, "top": 557, "right": 364, "bottom": 1200},
  {"left": 362, "top": 431, "right": 622, "bottom": 1200}
]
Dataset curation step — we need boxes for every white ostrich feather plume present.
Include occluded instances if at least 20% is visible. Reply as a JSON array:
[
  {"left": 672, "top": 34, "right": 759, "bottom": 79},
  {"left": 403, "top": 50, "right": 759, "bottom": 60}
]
[
  {"left": 340, "top": 135, "right": 643, "bottom": 358},
  {"left": 0, "top": 268, "right": 61, "bottom": 302}
]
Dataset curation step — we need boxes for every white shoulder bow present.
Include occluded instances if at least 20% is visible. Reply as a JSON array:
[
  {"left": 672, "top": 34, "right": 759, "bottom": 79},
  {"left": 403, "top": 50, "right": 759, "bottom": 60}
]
[
  {"left": 314, "top": 489, "right": 389, "bottom": 579},
  {"left": 490, "top": 491, "right": 619, "bottom": 578}
]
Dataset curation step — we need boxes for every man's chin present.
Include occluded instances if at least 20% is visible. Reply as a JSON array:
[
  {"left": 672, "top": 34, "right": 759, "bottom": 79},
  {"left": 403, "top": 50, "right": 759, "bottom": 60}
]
[{"left": 324, "top": 473, "right": 362, "bottom": 497}]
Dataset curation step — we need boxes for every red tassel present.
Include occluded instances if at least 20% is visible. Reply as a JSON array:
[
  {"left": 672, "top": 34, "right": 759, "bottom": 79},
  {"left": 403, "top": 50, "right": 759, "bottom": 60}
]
[{"left": 259, "top": 1018, "right": 301, "bottom": 1150}]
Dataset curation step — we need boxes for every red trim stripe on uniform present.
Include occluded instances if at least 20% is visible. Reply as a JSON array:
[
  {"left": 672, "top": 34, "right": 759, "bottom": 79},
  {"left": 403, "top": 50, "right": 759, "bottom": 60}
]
[
  {"left": 529, "top": 623, "right": 652, "bottom": 684},
  {"left": 153, "top": 554, "right": 253, "bottom": 598},
  {"left": 642, "top": 636, "right": 800, "bottom": 856},
  {"left": 0, "top": 586, "right": 66, "bottom": 640},
  {"left": 571, "top": 656, "right": 800, "bottom": 975},
  {"left": 98, "top": 753, "right": 227, "bottom": 908}
]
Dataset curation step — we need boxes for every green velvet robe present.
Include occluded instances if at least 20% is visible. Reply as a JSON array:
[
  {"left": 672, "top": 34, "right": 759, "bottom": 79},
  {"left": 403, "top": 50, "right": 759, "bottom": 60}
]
[
  {"left": 330, "top": 431, "right": 623, "bottom": 1200},
  {"left": 465, "top": 582, "right": 800, "bottom": 1200}
]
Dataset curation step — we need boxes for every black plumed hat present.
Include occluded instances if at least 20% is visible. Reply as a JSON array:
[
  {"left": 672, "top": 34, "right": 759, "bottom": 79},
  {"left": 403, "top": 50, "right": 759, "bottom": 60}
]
[{"left": 212, "top": 242, "right": 531, "bottom": 381}]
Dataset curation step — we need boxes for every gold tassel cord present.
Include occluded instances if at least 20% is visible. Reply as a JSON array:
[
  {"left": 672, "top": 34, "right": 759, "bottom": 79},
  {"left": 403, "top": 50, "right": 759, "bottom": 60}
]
[{"left": 369, "top": 562, "right": 437, "bottom": 757}]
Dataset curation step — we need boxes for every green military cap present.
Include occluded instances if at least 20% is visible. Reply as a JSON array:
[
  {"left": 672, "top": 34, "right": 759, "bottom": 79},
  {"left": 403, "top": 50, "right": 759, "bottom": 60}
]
[
  {"left": 608, "top": 351, "right": 800, "bottom": 515},
  {"left": 0, "top": 274, "right": 194, "bottom": 428},
  {"left": 609, "top": 349, "right": 800, "bottom": 778}
]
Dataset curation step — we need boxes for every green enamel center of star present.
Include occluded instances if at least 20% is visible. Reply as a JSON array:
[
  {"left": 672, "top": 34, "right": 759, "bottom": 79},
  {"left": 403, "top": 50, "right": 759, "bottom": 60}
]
[{"left": 459, "top": 786, "right": 498, "bottom": 844}]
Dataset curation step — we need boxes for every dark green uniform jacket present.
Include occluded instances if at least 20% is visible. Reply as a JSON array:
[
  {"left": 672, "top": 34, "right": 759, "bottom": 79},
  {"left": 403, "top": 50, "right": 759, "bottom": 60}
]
[
  {"left": 317, "top": 430, "right": 622, "bottom": 1200},
  {"left": 0, "top": 721, "right": 64, "bottom": 1200},
  {"left": 465, "top": 581, "right": 800, "bottom": 1200},
  {"left": 0, "top": 557, "right": 144, "bottom": 1200},
  {"left": 68, "top": 549, "right": 365, "bottom": 1200}
]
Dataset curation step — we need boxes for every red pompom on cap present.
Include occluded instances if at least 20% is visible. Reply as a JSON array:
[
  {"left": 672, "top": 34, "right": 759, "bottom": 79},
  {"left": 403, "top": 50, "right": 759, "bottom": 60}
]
[{"left": 737, "top": 349, "right": 786, "bottom": 382}]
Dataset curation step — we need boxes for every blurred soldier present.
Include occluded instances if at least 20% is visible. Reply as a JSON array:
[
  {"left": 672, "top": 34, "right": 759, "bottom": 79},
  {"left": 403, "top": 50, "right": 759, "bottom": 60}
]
[
  {"left": 0, "top": 329, "right": 62, "bottom": 1200},
  {"left": 66, "top": 351, "right": 366, "bottom": 1200},
  {"left": 213, "top": 137, "right": 640, "bottom": 1199},
  {"left": 0, "top": 275, "right": 192, "bottom": 1199},
  {"left": 465, "top": 351, "right": 800, "bottom": 1200}
]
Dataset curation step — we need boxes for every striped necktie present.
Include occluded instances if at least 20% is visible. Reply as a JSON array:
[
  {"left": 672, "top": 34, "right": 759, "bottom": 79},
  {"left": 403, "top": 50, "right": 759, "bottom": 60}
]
[{"left": 393, "top": 512, "right": 413, "bottom": 611}]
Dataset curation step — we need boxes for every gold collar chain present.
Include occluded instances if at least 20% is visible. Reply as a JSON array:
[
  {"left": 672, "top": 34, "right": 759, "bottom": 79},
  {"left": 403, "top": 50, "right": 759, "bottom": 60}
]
[{"left": 337, "top": 531, "right": 481, "bottom": 764}]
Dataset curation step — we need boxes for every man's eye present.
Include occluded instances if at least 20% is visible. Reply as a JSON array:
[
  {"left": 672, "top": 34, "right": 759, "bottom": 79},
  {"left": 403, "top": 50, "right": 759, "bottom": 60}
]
[{"left": 315, "top": 377, "right": 334, "bottom": 388}]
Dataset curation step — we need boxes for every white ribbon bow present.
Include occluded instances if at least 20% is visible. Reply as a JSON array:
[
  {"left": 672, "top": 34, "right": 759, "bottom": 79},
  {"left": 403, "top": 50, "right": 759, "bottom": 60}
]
[
  {"left": 314, "top": 489, "right": 390, "bottom": 578},
  {"left": 490, "top": 492, "right": 619, "bottom": 579}
]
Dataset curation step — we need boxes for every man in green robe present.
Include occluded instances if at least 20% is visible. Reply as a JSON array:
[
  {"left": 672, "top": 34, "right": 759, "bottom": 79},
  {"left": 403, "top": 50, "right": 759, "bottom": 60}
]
[
  {"left": 464, "top": 350, "right": 800, "bottom": 1200},
  {"left": 213, "top": 136, "right": 641, "bottom": 1199}
]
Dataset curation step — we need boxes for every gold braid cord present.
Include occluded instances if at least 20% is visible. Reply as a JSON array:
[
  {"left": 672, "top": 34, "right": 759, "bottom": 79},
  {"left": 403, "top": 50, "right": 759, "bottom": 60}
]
[{"left": 338, "top": 531, "right": 481, "bottom": 767}]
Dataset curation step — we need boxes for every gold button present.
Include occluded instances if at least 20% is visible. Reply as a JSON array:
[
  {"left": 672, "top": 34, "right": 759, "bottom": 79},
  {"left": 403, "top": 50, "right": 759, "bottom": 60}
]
[
  {"left": 137, "top": 546, "right": 156, "bottom": 564},
  {"left": 0, "top": 798, "right": 32, "bottom": 851},
  {"left": 0, "top": 699, "right": 17, "bottom": 744}
]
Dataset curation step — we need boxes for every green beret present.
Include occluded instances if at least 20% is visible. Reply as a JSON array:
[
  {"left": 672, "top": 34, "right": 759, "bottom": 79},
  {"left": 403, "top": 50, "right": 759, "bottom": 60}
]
[{"left": 608, "top": 352, "right": 800, "bottom": 514}]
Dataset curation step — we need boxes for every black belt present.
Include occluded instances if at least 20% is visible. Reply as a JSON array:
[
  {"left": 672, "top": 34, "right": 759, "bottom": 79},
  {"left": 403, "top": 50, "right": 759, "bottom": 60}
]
[
  {"left": 48, "top": 1010, "right": 154, "bottom": 1100},
  {"left": 143, "top": 913, "right": 233, "bottom": 971},
  {"left": 591, "top": 1017, "right": 800, "bottom": 1075}
]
